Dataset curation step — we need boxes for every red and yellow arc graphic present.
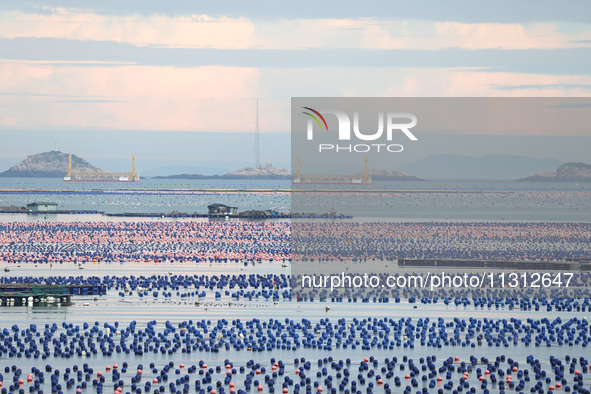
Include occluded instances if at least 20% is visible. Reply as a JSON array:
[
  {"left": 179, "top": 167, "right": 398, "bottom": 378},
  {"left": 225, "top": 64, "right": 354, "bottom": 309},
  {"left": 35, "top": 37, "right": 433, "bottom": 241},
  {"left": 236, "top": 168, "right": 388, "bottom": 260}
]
[{"left": 302, "top": 107, "right": 328, "bottom": 131}]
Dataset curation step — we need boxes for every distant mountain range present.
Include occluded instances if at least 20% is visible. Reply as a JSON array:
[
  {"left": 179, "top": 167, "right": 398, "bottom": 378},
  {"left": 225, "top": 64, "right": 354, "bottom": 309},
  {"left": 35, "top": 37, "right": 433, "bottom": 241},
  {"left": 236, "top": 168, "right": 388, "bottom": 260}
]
[
  {"left": 0, "top": 152, "right": 290, "bottom": 180},
  {"left": 1, "top": 151, "right": 576, "bottom": 182},
  {"left": 400, "top": 154, "right": 563, "bottom": 180},
  {"left": 151, "top": 163, "right": 291, "bottom": 180},
  {"left": 0, "top": 151, "right": 102, "bottom": 178},
  {"left": 365, "top": 170, "right": 421, "bottom": 181},
  {"left": 518, "top": 162, "right": 591, "bottom": 182},
  {"left": 141, "top": 165, "right": 231, "bottom": 178}
]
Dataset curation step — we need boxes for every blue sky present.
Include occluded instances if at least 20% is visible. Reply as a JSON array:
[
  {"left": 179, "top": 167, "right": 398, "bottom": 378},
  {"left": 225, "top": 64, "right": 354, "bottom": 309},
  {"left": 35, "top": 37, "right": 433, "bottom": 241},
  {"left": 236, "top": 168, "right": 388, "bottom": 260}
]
[{"left": 0, "top": 1, "right": 589, "bottom": 174}]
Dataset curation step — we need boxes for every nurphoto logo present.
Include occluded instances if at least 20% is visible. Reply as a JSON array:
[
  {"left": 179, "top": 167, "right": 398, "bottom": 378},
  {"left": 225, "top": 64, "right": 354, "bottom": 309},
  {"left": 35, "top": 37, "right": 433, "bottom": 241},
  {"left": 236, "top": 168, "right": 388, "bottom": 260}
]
[{"left": 302, "top": 107, "right": 418, "bottom": 153}]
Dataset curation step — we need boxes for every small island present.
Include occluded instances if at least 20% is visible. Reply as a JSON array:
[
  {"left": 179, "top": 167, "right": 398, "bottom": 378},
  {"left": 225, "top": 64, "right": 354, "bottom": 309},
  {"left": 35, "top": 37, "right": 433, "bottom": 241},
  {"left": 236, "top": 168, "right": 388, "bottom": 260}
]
[
  {"left": 154, "top": 162, "right": 291, "bottom": 180},
  {"left": 0, "top": 151, "right": 101, "bottom": 178},
  {"left": 518, "top": 162, "right": 591, "bottom": 182}
]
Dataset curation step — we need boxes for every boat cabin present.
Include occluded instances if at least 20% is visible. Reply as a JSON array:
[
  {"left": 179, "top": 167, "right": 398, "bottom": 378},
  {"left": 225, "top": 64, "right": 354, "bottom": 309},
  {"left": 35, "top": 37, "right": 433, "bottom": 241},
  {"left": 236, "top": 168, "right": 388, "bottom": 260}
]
[{"left": 208, "top": 203, "right": 238, "bottom": 215}]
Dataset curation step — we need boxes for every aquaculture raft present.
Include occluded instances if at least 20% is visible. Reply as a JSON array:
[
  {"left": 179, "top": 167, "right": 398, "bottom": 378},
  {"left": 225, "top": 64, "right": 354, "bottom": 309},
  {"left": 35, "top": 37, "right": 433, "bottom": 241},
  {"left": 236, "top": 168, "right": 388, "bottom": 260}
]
[
  {"left": 0, "top": 285, "right": 73, "bottom": 306},
  {"left": 398, "top": 258, "right": 588, "bottom": 271},
  {"left": 0, "top": 283, "right": 106, "bottom": 296}
]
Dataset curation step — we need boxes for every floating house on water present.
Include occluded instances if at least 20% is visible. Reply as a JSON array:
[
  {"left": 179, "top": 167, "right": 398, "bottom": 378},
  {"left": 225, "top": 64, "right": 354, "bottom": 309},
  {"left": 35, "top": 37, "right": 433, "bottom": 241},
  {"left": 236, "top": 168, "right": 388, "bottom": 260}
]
[
  {"left": 208, "top": 203, "right": 238, "bottom": 215},
  {"left": 26, "top": 202, "right": 58, "bottom": 212}
]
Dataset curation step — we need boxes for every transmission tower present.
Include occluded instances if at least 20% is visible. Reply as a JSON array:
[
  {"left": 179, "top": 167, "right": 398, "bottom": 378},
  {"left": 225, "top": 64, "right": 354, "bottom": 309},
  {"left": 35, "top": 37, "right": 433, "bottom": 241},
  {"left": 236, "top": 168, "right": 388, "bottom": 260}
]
[{"left": 253, "top": 98, "right": 260, "bottom": 169}]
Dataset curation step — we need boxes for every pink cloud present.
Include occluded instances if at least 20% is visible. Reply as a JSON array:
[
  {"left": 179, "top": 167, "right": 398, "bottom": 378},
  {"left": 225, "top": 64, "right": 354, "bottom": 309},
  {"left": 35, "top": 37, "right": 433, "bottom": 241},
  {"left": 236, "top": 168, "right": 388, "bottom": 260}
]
[
  {"left": 1, "top": 62, "right": 589, "bottom": 135},
  {"left": 0, "top": 9, "right": 589, "bottom": 50}
]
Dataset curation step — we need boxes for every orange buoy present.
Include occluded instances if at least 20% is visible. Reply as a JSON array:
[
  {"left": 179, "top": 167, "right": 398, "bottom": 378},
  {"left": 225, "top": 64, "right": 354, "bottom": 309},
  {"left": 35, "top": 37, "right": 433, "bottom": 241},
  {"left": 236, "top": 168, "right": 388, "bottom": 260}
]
[
  {"left": 454, "top": 356, "right": 459, "bottom": 362},
  {"left": 18, "top": 379, "right": 24, "bottom": 385},
  {"left": 377, "top": 379, "right": 383, "bottom": 385},
  {"left": 317, "top": 387, "right": 323, "bottom": 392},
  {"left": 405, "top": 374, "right": 411, "bottom": 379},
  {"left": 202, "top": 364, "right": 208, "bottom": 369},
  {"left": 180, "top": 364, "right": 185, "bottom": 369},
  {"left": 97, "top": 371, "right": 103, "bottom": 377},
  {"left": 230, "top": 383, "right": 235, "bottom": 388},
  {"left": 364, "top": 358, "right": 369, "bottom": 363},
  {"left": 256, "top": 369, "right": 261, "bottom": 375},
  {"left": 283, "top": 388, "right": 288, "bottom": 393},
  {"left": 296, "top": 369, "right": 300, "bottom": 375},
  {"left": 153, "top": 378, "right": 159, "bottom": 384},
  {"left": 485, "top": 370, "right": 490, "bottom": 374},
  {"left": 137, "top": 369, "right": 142, "bottom": 374},
  {"left": 512, "top": 366, "right": 518, "bottom": 372},
  {"left": 113, "top": 364, "right": 119, "bottom": 369},
  {"left": 258, "top": 385, "right": 263, "bottom": 391},
  {"left": 436, "top": 376, "right": 442, "bottom": 382},
  {"left": 211, "top": 390, "right": 216, "bottom": 394},
  {"left": 106, "top": 366, "right": 111, "bottom": 371},
  {"left": 549, "top": 385, "right": 554, "bottom": 391}
]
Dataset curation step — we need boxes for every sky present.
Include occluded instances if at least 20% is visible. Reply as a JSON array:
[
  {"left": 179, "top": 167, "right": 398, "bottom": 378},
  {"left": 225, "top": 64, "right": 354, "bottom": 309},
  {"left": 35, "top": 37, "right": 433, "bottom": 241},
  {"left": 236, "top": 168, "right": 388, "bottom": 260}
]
[{"left": 0, "top": 1, "right": 590, "bottom": 174}]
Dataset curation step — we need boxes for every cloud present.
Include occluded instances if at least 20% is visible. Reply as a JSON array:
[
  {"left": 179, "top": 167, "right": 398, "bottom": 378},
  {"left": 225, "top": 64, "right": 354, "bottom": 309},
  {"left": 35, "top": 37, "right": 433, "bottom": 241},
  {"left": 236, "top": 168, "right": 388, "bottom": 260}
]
[
  {"left": 0, "top": 59, "right": 137, "bottom": 66},
  {"left": 1, "top": 116, "right": 17, "bottom": 126},
  {"left": 0, "top": 8, "right": 255, "bottom": 49},
  {"left": 1, "top": 8, "right": 590, "bottom": 50},
  {"left": 0, "top": 61, "right": 590, "bottom": 134},
  {"left": 0, "top": 62, "right": 261, "bottom": 132}
]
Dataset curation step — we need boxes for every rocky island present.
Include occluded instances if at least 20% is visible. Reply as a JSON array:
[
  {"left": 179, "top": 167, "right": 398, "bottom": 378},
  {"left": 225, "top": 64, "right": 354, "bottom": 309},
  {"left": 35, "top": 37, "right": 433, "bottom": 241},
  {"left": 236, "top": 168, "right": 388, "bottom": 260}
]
[
  {"left": 517, "top": 162, "right": 591, "bottom": 182},
  {"left": 154, "top": 162, "right": 291, "bottom": 180},
  {"left": 364, "top": 169, "right": 421, "bottom": 181},
  {"left": 0, "top": 151, "right": 102, "bottom": 178}
]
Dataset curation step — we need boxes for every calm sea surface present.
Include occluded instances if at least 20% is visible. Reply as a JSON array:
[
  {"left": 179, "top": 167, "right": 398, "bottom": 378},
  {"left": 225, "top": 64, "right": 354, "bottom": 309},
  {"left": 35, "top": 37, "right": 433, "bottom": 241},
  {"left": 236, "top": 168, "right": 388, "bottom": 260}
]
[
  {"left": 1, "top": 177, "right": 590, "bottom": 221},
  {"left": 0, "top": 178, "right": 589, "bottom": 393}
]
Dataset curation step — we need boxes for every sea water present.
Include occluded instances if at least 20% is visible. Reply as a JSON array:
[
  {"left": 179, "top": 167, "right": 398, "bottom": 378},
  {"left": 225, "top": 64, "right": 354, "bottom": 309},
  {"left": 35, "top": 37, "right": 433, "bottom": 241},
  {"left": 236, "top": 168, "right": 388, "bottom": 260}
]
[{"left": 0, "top": 178, "right": 589, "bottom": 393}]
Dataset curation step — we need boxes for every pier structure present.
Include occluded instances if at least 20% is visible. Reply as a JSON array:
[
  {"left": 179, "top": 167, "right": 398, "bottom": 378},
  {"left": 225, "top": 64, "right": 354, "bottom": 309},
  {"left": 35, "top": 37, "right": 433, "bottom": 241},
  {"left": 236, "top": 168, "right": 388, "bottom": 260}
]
[{"left": 65, "top": 155, "right": 139, "bottom": 182}]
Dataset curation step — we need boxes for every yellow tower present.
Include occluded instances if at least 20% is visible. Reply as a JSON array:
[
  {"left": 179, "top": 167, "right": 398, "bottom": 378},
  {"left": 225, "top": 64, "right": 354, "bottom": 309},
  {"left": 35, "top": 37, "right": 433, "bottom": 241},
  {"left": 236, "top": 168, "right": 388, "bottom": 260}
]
[
  {"left": 130, "top": 155, "right": 138, "bottom": 181},
  {"left": 362, "top": 156, "right": 370, "bottom": 184},
  {"left": 67, "top": 154, "right": 72, "bottom": 177}
]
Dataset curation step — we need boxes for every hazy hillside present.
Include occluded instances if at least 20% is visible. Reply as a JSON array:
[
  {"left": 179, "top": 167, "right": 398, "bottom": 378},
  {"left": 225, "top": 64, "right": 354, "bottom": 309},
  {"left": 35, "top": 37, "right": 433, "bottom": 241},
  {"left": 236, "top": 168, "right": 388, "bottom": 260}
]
[
  {"left": 400, "top": 154, "right": 563, "bottom": 180},
  {"left": 0, "top": 151, "right": 102, "bottom": 178},
  {"left": 154, "top": 163, "right": 290, "bottom": 180},
  {"left": 518, "top": 162, "right": 591, "bottom": 182}
]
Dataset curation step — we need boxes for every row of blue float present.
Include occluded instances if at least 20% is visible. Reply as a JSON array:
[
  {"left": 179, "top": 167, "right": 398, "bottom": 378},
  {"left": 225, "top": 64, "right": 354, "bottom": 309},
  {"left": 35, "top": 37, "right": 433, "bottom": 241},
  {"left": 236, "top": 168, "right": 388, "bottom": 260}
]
[
  {"left": 2, "top": 273, "right": 591, "bottom": 310},
  {"left": 0, "top": 343, "right": 589, "bottom": 393},
  {"left": 0, "top": 316, "right": 590, "bottom": 358}
]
